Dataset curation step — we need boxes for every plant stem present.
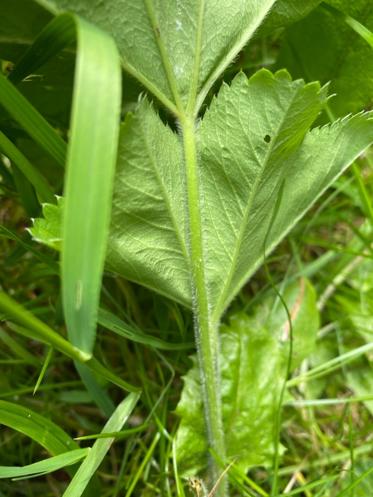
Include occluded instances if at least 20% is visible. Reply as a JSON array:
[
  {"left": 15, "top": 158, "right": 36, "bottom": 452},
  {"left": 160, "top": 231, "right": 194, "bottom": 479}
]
[{"left": 181, "top": 115, "right": 227, "bottom": 495}]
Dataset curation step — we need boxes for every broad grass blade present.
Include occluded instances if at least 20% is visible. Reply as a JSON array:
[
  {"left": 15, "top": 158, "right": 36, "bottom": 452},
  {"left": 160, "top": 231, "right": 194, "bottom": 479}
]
[
  {"left": 61, "top": 15, "right": 121, "bottom": 355},
  {"left": 9, "top": 13, "right": 122, "bottom": 355}
]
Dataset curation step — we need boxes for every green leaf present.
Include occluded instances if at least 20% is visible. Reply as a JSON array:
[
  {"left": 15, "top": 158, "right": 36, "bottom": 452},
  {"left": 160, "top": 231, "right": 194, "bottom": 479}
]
[
  {"left": 39, "top": 0, "right": 278, "bottom": 113},
  {"left": 58, "top": 15, "right": 121, "bottom": 355},
  {"left": 31, "top": 70, "right": 373, "bottom": 317},
  {"left": 109, "top": 101, "right": 189, "bottom": 306},
  {"left": 29, "top": 198, "right": 62, "bottom": 250},
  {"left": 259, "top": 278, "right": 320, "bottom": 370},
  {"left": 62, "top": 393, "right": 140, "bottom": 497},
  {"left": 0, "top": 72, "right": 66, "bottom": 166},
  {"left": 0, "top": 130, "right": 54, "bottom": 204},
  {"left": 11, "top": 13, "right": 122, "bottom": 354},
  {"left": 0, "top": 400, "right": 79, "bottom": 455},
  {"left": 98, "top": 308, "right": 194, "bottom": 351},
  {"left": 175, "top": 279, "right": 319, "bottom": 476},
  {"left": 0, "top": 448, "right": 89, "bottom": 480},
  {"left": 0, "top": 291, "right": 139, "bottom": 392},
  {"left": 277, "top": 0, "right": 373, "bottom": 116},
  {"left": 112, "top": 70, "right": 373, "bottom": 317}
]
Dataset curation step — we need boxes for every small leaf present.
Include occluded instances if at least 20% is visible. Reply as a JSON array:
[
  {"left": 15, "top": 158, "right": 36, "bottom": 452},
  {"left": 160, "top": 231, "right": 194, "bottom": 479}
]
[
  {"left": 175, "top": 279, "right": 319, "bottom": 476},
  {"left": 30, "top": 198, "right": 63, "bottom": 250}
]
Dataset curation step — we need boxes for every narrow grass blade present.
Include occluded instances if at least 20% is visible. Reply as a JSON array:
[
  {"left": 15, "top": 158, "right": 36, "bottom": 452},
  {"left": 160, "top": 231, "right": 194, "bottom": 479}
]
[
  {"left": 336, "top": 465, "right": 373, "bottom": 497},
  {"left": 8, "top": 14, "right": 75, "bottom": 85},
  {"left": 351, "top": 163, "right": 373, "bottom": 225},
  {"left": 0, "top": 291, "right": 90, "bottom": 362},
  {"left": 11, "top": 164, "right": 40, "bottom": 217},
  {"left": 0, "top": 291, "right": 139, "bottom": 392},
  {"left": 0, "top": 72, "right": 66, "bottom": 166},
  {"left": 124, "top": 433, "right": 160, "bottom": 497},
  {"left": 74, "top": 362, "right": 115, "bottom": 417},
  {"left": 98, "top": 308, "right": 193, "bottom": 351},
  {"left": 0, "top": 400, "right": 79, "bottom": 454},
  {"left": 33, "top": 346, "right": 53, "bottom": 395},
  {"left": 0, "top": 130, "right": 55, "bottom": 204},
  {"left": 0, "top": 449, "right": 89, "bottom": 479},
  {"left": 322, "top": 3, "right": 373, "bottom": 49},
  {"left": 287, "top": 342, "right": 373, "bottom": 386},
  {"left": 62, "top": 393, "right": 140, "bottom": 497},
  {"left": 278, "top": 443, "right": 373, "bottom": 476},
  {"left": 74, "top": 424, "right": 147, "bottom": 441},
  {"left": 0, "top": 326, "right": 40, "bottom": 366}
]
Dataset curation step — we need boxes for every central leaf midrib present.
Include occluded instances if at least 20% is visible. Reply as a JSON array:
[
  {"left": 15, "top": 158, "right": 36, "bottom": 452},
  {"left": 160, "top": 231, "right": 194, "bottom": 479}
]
[
  {"left": 143, "top": 0, "right": 184, "bottom": 113},
  {"left": 211, "top": 86, "right": 305, "bottom": 323}
]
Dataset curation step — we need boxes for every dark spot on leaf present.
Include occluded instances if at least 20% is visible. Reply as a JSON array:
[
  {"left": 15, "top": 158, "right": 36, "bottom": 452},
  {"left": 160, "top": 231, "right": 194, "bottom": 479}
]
[{"left": 264, "top": 134, "right": 271, "bottom": 143}]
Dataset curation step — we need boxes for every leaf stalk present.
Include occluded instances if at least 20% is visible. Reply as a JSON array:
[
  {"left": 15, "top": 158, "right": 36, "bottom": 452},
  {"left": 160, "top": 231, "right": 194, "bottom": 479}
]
[{"left": 181, "top": 115, "right": 227, "bottom": 495}]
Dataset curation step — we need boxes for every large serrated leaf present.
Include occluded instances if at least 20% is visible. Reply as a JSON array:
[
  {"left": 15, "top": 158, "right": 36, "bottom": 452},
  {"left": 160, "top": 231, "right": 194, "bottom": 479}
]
[
  {"left": 30, "top": 69, "right": 373, "bottom": 316},
  {"left": 38, "top": 0, "right": 278, "bottom": 111},
  {"left": 175, "top": 279, "right": 319, "bottom": 476}
]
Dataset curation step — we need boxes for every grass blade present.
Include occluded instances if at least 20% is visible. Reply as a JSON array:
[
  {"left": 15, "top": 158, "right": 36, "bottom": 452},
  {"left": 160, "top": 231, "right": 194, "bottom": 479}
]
[
  {"left": 8, "top": 12, "right": 122, "bottom": 355},
  {"left": 61, "top": 16, "right": 121, "bottom": 354},
  {"left": 74, "top": 362, "right": 115, "bottom": 417},
  {"left": 0, "top": 327, "right": 40, "bottom": 366},
  {"left": 0, "top": 130, "right": 55, "bottom": 204},
  {"left": 0, "top": 72, "right": 66, "bottom": 166},
  {"left": 0, "top": 449, "right": 89, "bottom": 480},
  {"left": 98, "top": 308, "right": 193, "bottom": 351},
  {"left": 33, "top": 346, "right": 53, "bottom": 395},
  {"left": 62, "top": 392, "right": 140, "bottom": 497},
  {"left": 0, "top": 291, "right": 139, "bottom": 392},
  {"left": 0, "top": 400, "right": 79, "bottom": 454}
]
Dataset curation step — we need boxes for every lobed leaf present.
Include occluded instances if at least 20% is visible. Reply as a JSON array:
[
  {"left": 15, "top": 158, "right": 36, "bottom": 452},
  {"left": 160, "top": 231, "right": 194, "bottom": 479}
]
[
  {"left": 31, "top": 70, "right": 373, "bottom": 319},
  {"left": 30, "top": 198, "right": 63, "bottom": 250},
  {"left": 39, "top": 0, "right": 278, "bottom": 112},
  {"left": 175, "top": 279, "right": 319, "bottom": 475}
]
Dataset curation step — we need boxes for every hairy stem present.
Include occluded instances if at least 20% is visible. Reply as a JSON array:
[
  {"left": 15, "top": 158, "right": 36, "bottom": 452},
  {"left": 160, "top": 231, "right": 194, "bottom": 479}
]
[{"left": 181, "top": 115, "right": 227, "bottom": 495}]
